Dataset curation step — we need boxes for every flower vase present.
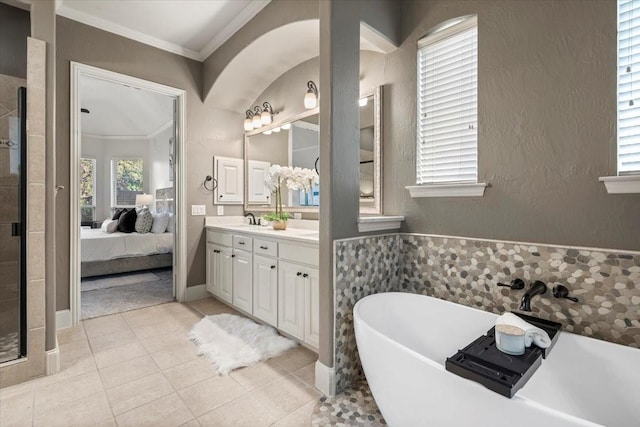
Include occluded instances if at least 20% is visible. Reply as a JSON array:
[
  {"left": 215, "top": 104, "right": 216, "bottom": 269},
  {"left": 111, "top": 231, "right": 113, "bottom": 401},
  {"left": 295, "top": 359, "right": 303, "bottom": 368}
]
[{"left": 272, "top": 220, "right": 287, "bottom": 231}]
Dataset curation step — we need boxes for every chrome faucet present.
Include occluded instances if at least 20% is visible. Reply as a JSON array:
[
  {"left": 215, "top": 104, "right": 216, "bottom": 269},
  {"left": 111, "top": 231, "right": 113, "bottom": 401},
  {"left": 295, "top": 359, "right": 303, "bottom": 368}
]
[
  {"left": 519, "top": 280, "right": 548, "bottom": 312},
  {"left": 244, "top": 212, "right": 257, "bottom": 225}
]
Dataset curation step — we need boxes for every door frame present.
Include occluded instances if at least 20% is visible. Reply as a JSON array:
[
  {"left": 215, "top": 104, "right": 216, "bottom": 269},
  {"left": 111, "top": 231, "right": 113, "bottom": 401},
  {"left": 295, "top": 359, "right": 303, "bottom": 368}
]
[{"left": 69, "top": 62, "right": 187, "bottom": 325}]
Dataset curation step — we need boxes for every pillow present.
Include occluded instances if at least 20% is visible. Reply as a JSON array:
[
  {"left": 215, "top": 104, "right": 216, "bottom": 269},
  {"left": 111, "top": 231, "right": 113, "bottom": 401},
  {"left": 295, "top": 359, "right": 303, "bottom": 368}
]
[
  {"left": 112, "top": 208, "right": 128, "bottom": 221},
  {"left": 151, "top": 212, "right": 170, "bottom": 234},
  {"left": 117, "top": 208, "right": 137, "bottom": 233},
  {"left": 166, "top": 213, "right": 175, "bottom": 233},
  {"left": 135, "top": 208, "right": 153, "bottom": 234},
  {"left": 101, "top": 219, "right": 118, "bottom": 234}
]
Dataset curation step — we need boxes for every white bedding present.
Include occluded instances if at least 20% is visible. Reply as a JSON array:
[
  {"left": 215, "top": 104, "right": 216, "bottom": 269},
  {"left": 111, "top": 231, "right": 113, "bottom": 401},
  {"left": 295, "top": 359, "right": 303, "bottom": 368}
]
[{"left": 81, "top": 228, "right": 173, "bottom": 263}]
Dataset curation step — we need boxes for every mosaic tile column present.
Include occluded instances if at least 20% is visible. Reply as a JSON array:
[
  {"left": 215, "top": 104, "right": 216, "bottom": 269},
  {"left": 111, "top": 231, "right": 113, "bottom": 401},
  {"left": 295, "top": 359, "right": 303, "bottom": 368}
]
[{"left": 334, "top": 235, "right": 400, "bottom": 393}]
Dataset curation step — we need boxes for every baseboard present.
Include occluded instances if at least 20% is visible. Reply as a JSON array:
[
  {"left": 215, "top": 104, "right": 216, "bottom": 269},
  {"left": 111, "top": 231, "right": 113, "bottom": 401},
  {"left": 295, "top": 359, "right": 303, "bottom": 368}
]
[
  {"left": 45, "top": 341, "right": 60, "bottom": 375},
  {"left": 315, "top": 360, "right": 336, "bottom": 396},
  {"left": 56, "top": 309, "right": 72, "bottom": 329},
  {"left": 185, "top": 284, "right": 209, "bottom": 302}
]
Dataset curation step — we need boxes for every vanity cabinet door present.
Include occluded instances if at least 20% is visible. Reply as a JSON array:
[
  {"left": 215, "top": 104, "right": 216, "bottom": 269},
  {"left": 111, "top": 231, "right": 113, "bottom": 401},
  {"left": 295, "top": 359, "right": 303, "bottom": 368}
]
[
  {"left": 207, "top": 243, "right": 231, "bottom": 303},
  {"left": 218, "top": 246, "right": 233, "bottom": 304},
  {"left": 278, "top": 261, "right": 305, "bottom": 340},
  {"left": 232, "top": 249, "right": 253, "bottom": 313},
  {"left": 303, "top": 267, "right": 320, "bottom": 348},
  {"left": 253, "top": 255, "right": 278, "bottom": 326}
]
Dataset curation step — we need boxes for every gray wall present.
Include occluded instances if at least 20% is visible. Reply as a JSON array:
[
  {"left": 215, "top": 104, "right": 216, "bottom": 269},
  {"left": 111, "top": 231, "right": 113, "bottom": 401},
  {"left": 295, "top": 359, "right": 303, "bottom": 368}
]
[
  {"left": 0, "top": 2, "right": 29, "bottom": 78},
  {"left": 382, "top": 0, "right": 640, "bottom": 251},
  {"left": 55, "top": 16, "right": 209, "bottom": 308}
]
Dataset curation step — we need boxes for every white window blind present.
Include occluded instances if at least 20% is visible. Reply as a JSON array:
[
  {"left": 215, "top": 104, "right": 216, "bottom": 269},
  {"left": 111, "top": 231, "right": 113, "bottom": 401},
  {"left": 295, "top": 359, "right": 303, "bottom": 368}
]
[
  {"left": 618, "top": 0, "right": 640, "bottom": 175},
  {"left": 417, "top": 17, "right": 478, "bottom": 184}
]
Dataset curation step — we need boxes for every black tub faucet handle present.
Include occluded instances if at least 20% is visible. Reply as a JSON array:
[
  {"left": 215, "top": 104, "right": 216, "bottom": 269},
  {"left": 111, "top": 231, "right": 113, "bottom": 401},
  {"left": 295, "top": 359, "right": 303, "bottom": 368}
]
[{"left": 497, "top": 278, "right": 525, "bottom": 290}]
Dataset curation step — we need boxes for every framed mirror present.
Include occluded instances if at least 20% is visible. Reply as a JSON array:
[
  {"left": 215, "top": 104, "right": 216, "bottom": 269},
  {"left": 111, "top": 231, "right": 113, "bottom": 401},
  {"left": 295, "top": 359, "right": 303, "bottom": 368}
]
[{"left": 244, "top": 85, "right": 383, "bottom": 214}]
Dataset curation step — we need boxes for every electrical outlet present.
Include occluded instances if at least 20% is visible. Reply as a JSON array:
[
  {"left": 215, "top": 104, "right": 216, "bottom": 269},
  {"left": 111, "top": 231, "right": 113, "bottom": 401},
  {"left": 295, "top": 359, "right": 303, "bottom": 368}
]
[
  {"left": 217, "top": 206, "right": 224, "bottom": 215},
  {"left": 191, "top": 205, "right": 206, "bottom": 216}
]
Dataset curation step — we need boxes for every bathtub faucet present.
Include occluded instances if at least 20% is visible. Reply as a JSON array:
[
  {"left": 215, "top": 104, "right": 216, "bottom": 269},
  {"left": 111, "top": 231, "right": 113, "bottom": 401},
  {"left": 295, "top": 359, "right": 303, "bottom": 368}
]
[{"left": 519, "top": 280, "right": 548, "bottom": 312}]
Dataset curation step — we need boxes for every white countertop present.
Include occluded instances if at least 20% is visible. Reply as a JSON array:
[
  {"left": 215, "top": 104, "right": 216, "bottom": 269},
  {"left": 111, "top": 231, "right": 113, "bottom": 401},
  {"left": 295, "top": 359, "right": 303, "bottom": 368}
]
[{"left": 205, "top": 216, "right": 319, "bottom": 244}]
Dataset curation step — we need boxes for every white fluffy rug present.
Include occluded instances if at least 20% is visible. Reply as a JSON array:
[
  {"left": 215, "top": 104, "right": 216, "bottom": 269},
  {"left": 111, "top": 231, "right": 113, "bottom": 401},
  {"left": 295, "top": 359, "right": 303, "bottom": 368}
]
[{"left": 189, "top": 314, "right": 297, "bottom": 375}]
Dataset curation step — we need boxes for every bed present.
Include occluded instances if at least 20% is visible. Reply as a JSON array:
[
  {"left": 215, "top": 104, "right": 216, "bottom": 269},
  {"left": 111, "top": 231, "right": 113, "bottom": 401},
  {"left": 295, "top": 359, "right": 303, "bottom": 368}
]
[
  {"left": 80, "top": 228, "right": 173, "bottom": 278},
  {"left": 80, "top": 187, "right": 175, "bottom": 278}
]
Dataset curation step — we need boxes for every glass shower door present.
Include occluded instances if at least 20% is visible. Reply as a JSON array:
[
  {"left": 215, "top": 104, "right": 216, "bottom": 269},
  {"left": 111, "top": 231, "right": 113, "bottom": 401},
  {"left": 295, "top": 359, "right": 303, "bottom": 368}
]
[{"left": 0, "top": 83, "right": 27, "bottom": 363}]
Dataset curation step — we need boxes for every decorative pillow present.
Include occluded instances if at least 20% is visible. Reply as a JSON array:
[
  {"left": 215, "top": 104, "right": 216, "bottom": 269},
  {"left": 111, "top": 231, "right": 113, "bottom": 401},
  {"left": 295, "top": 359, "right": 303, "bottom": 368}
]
[
  {"left": 117, "top": 209, "right": 137, "bottom": 233},
  {"left": 166, "top": 213, "right": 175, "bottom": 233},
  {"left": 112, "top": 208, "right": 128, "bottom": 221},
  {"left": 151, "top": 212, "right": 170, "bottom": 234},
  {"left": 101, "top": 219, "right": 118, "bottom": 234},
  {"left": 135, "top": 208, "right": 153, "bottom": 234}
]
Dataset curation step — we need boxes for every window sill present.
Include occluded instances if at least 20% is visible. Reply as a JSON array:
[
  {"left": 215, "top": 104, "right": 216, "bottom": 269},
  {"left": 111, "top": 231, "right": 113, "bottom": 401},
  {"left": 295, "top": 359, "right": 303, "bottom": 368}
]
[
  {"left": 405, "top": 182, "right": 488, "bottom": 198},
  {"left": 599, "top": 175, "right": 640, "bottom": 194}
]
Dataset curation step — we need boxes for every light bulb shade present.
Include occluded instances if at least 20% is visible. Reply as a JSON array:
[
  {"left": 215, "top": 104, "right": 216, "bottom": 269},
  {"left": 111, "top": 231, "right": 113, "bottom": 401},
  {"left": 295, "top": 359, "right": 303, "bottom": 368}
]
[
  {"left": 359, "top": 97, "right": 368, "bottom": 107},
  {"left": 135, "top": 193, "right": 153, "bottom": 207},
  {"left": 304, "top": 92, "right": 317, "bottom": 109},
  {"left": 261, "top": 110, "right": 272, "bottom": 125},
  {"left": 282, "top": 123, "right": 291, "bottom": 130},
  {"left": 304, "top": 81, "right": 318, "bottom": 109},
  {"left": 273, "top": 127, "right": 281, "bottom": 132},
  {"left": 244, "top": 118, "right": 253, "bottom": 131},
  {"left": 252, "top": 115, "right": 262, "bottom": 128},
  {"left": 264, "top": 130, "right": 272, "bottom": 135}
]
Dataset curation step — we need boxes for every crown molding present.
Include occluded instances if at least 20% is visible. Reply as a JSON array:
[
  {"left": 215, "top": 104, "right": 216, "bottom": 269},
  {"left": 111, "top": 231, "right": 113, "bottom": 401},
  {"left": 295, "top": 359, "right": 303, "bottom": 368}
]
[
  {"left": 81, "top": 119, "right": 173, "bottom": 141},
  {"left": 56, "top": 3, "right": 202, "bottom": 61},
  {"left": 56, "top": 0, "right": 271, "bottom": 62},
  {"left": 199, "top": 0, "right": 271, "bottom": 61}
]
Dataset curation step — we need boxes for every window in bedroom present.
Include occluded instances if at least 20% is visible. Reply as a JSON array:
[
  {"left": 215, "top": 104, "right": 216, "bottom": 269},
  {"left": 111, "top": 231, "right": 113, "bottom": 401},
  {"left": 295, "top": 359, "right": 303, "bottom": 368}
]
[
  {"left": 80, "top": 158, "right": 96, "bottom": 223},
  {"left": 406, "top": 15, "right": 487, "bottom": 198},
  {"left": 111, "top": 158, "right": 144, "bottom": 207}
]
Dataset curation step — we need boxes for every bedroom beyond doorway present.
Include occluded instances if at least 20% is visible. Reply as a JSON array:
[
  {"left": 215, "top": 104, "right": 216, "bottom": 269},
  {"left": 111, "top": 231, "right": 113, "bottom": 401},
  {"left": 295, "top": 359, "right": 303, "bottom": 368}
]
[{"left": 74, "top": 69, "right": 180, "bottom": 321}]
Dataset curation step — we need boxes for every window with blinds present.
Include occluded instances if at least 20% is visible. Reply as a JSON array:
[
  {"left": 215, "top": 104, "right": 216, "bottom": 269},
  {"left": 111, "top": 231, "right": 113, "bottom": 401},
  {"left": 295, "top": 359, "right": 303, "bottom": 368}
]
[
  {"left": 618, "top": 0, "right": 640, "bottom": 175},
  {"left": 417, "top": 16, "right": 478, "bottom": 185}
]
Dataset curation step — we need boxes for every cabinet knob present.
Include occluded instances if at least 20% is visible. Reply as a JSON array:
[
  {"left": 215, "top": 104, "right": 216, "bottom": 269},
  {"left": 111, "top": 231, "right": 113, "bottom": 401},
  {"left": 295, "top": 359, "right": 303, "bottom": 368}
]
[
  {"left": 270, "top": 265, "right": 276, "bottom": 269},
  {"left": 296, "top": 272, "right": 302, "bottom": 276},
  {"left": 303, "top": 273, "right": 309, "bottom": 278},
  {"left": 231, "top": 254, "right": 236, "bottom": 258},
  {"left": 219, "top": 195, "right": 223, "bottom": 198}
]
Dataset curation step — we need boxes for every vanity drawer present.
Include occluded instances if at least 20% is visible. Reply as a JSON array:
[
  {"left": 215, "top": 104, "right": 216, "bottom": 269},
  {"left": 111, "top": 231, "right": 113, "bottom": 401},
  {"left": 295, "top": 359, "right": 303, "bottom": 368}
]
[
  {"left": 254, "top": 238, "right": 277, "bottom": 257},
  {"left": 207, "top": 230, "right": 232, "bottom": 246},
  {"left": 233, "top": 235, "right": 253, "bottom": 251},
  {"left": 279, "top": 242, "right": 318, "bottom": 266}
]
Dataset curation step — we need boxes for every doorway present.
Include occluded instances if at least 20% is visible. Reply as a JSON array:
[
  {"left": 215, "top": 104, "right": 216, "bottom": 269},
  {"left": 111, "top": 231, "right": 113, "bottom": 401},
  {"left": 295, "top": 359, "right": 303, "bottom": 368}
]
[{"left": 69, "top": 63, "right": 187, "bottom": 324}]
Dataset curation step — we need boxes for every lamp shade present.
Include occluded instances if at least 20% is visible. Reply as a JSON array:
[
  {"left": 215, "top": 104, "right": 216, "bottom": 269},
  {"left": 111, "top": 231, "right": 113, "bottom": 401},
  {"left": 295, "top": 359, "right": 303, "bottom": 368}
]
[
  {"left": 136, "top": 193, "right": 153, "bottom": 207},
  {"left": 261, "top": 110, "right": 272, "bottom": 125},
  {"left": 304, "top": 92, "right": 317, "bottom": 109},
  {"left": 243, "top": 118, "right": 253, "bottom": 131},
  {"left": 252, "top": 115, "right": 262, "bottom": 128}
]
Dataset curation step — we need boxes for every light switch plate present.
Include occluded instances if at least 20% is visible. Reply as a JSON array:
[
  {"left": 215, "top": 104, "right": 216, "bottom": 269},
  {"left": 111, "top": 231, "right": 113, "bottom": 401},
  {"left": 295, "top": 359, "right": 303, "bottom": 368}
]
[
  {"left": 191, "top": 205, "right": 206, "bottom": 216},
  {"left": 217, "top": 206, "right": 224, "bottom": 215}
]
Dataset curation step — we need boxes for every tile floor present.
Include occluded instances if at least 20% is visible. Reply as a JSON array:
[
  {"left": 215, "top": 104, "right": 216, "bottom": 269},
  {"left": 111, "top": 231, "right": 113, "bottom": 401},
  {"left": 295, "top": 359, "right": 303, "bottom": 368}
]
[{"left": 0, "top": 297, "right": 321, "bottom": 427}]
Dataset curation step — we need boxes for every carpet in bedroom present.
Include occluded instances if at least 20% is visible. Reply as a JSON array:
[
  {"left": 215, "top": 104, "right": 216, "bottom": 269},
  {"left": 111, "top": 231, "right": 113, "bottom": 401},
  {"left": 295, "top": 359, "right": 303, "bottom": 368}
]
[{"left": 81, "top": 268, "right": 174, "bottom": 319}]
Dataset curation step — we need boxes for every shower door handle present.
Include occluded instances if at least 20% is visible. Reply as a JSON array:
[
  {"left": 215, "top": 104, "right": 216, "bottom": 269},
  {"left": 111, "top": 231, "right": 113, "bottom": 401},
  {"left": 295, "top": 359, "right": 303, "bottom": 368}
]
[{"left": 11, "top": 222, "right": 21, "bottom": 236}]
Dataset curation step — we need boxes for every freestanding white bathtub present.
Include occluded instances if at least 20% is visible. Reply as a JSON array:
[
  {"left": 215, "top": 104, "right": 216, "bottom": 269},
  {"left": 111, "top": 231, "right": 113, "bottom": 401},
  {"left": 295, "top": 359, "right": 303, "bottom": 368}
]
[{"left": 354, "top": 292, "right": 640, "bottom": 427}]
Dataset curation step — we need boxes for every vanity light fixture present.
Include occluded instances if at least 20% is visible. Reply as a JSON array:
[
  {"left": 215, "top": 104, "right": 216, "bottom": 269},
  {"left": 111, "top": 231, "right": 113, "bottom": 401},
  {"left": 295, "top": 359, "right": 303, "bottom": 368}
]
[
  {"left": 304, "top": 81, "right": 318, "bottom": 109},
  {"left": 359, "top": 97, "right": 368, "bottom": 107},
  {"left": 261, "top": 102, "right": 274, "bottom": 125},
  {"left": 282, "top": 123, "right": 291, "bottom": 130},
  {"left": 244, "top": 110, "right": 255, "bottom": 131},
  {"left": 252, "top": 106, "right": 263, "bottom": 129}
]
